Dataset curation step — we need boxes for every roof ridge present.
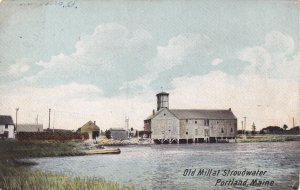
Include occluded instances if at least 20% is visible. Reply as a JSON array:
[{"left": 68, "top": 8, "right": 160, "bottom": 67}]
[{"left": 170, "top": 109, "right": 231, "bottom": 111}]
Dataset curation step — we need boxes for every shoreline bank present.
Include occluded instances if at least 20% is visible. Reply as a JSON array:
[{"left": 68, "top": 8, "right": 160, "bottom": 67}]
[{"left": 0, "top": 140, "right": 133, "bottom": 190}]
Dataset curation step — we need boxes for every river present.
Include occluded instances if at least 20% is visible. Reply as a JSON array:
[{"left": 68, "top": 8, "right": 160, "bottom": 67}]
[{"left": 30, "top": 141, "right": 300, "bottom": 190}]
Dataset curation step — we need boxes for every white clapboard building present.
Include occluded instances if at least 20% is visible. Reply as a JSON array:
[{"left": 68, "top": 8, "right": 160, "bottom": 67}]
[
  {"left": 144, "top": 92, "right": 237, "bottom": 144},
  {"left": 0, "top": 115, "right": 15, "bottom": 139}
]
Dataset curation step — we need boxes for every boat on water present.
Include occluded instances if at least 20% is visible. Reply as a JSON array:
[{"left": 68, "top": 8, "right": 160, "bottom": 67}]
[
  {"left": 83, "top": 148, "right": 121, "bottom": 155},
  {"left": 80, "top": 143, "right": 121, "bottom": 155}
]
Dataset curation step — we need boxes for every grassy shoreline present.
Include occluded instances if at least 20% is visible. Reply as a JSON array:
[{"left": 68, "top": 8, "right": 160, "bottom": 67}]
[
  {"left": 0, "top": 140, "right": 134, "bottom": 190},
  {"left": 236, "top": 134, "right": 300, "bottom": 143}
]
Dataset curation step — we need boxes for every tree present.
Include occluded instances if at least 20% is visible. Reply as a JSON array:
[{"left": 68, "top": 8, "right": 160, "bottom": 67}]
[
  {"left": 105, "top": 130, "right": 111, "bottom": 139},
  {"left": 283, "top": 124, "right": 288, "bottom": 131}
]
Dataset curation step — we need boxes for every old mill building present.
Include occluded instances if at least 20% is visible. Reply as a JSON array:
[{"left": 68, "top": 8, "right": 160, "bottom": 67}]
[{"left": 144, "top": 92, "right": 237, "bottom": 144}]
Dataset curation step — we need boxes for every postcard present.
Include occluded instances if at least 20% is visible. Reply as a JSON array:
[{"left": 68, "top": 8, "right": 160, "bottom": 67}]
[{"left": 0, "top": 0, "right": 299, "bottom": 189}]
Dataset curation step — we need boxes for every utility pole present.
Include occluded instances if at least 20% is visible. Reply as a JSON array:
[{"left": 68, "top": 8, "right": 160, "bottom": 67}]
[
  {"left": 52, "top": 110, "right": 55, "bottom": 133},
  {"left": 293, "top": 117, "right": 295, "bottom": 128},
  {"left": 243, "top": 117, "right": 247, "bottom": 135},
  {"left": 48, "top": 108, "right": 51, "bottom": 129},
  {"left": 125, "top": 116, "right": 129, "bottom": 138},
  {"left": 15, "top": 108, "right": 19, "bottom": 131},
  {"left": 241, "top": 121, "right": 244, "bottom": 135},
  {"left": 36, "top": 114, "right": 39, "bottom": 124}
]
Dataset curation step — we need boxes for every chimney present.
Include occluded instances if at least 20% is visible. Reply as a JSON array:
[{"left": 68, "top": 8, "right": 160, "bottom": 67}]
[
  {"left": 94, "top": 121, "right": 96, "bottom": 125},
  {"left": 229, "top": 108, "right": 231, "bottom": 111},
  {"left": 152, "top": 109, "right": 155, "bottom": 116}
]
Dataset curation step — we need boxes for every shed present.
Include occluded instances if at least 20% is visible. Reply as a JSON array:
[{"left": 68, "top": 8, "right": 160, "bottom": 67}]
[
  {"left": 108, "top": 128, "right": 128, "bottom": 140},
  {"left": 79, "top": 121, "right": 100, "bottom": 139},
  {"left": 17, "top": 124, "right": 43, "bottom": 133}
]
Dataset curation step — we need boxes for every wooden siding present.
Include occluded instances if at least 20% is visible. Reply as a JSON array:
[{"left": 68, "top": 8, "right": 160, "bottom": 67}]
[
  {"left": 150, "top": 108, "right": 237, "bottom": 141},
  {"left": 209, "top": 119, "right": 237, "bottom": 138},
  {"left": 151, "top": 108, "right": 180, "bottom": 140}
]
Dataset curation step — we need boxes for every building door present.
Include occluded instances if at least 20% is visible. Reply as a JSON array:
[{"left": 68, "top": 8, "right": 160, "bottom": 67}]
[
  {"left": 4, "top": 131, "right": 8, "bottom": 139},
  {"left": 204, "top": 129, "right": 210, "bottom": 137}
]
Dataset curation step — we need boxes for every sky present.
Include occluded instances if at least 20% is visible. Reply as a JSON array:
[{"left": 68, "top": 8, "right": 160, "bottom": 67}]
[{"left": 0, "top": 0, "right": 299, "bottom": 131}]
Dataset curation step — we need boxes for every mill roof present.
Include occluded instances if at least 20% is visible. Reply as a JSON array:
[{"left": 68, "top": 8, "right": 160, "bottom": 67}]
[
  {"left": 170, "top": 109, "right": 237, "bottom": 120},
  {"left": 79, "top": 121, "right": 100, "bottom": 132},
  {"left": 145, "top": 108, "right": 237, "bottom": 120},
  {"left": 0, "top": 115, "right": 14, "bottom": 125}
]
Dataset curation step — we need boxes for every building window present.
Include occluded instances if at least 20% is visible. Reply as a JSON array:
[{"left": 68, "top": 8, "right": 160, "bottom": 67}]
[
  {"left": 186, "top": 132, "right": 188, "bottom": 135},
  {"left": 221, "top": 128, "right": 224, "bottom": 133},
  {"left": 204, "top": 119, "right": 209, "bottom": 126},
  {"left": 5, "top": 125, "right": 8, "bottom": 129},
  {"left": 163, "top": 113, "right": 166, "bottom": 116},
  {"left": 195, "top": 121, "right": 197, "bottom": 124},
  {"left": 231, "top": 128, "right": 233, "bottom": 133},
  {"left": 186, "top": 119, "right": 188, "bottom": 123}
]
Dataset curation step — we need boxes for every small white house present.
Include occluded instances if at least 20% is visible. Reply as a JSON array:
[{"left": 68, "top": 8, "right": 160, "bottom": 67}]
[{"left": 0, "top": 115, "right": 15, "bottom": 139}]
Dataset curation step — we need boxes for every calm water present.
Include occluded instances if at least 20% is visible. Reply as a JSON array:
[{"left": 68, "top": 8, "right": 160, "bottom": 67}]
[{"left": 30, "top": 142, "right": 300, "bottom": 190}]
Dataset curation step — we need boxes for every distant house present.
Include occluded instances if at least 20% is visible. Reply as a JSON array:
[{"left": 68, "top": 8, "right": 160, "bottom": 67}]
[
  {"left": 0, "top": 115, "right": 15, "bottom": 139},
  {"left": 78, "top": 121, "right": 100, "bottom": 139},
  {"left": 108, "top": 128, "right": 128, "bottom": 140},
  {"left": 16, "top": 124, "right": 43, "bottom": 133}
]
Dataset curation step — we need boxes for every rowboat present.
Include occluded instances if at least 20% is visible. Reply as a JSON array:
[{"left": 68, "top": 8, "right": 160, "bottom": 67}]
[{"left": 82, "top": 148, "right": 121, "bottom": 155}]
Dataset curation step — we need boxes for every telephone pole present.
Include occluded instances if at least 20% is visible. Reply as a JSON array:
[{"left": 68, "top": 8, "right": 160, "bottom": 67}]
[
  {"left": 15, "top": 108, "right": 19, "bottom": 131},
  {"left": 293, "top": 117, "right": 295, "bottom": 128},
  {"left": 48, "top": 108, "right": 51, "bottom": 129},
  {"left": 36, "top": 114, "right": 39, "bottom": 124},
  {"left": 52, "top": 110, "right": 55, "bottom": 133},
  {"left": 243, "top": 117, "right": 247, "bottom": 134},
  {"left": 241, "top": 121, "right": 244, "bottom": 135},
  {"left": 125, "top": 116, "right": 129, "bottom": 138}
]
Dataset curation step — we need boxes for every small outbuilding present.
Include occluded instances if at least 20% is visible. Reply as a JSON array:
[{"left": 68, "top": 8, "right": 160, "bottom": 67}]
[
  {"left": 78, "top": 121, "right": 100, "bottom": 139},
  {"left": 17, "top": 124, "right": 43, "bottom": 133},
  {"left": 108, "top": 128, "right": 128, "bottom": 140},
  {"left": 0, "top": 115, "right": 15, "bottom": 139}
]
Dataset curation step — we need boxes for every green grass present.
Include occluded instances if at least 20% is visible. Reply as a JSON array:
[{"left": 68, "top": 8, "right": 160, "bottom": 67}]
[
  {"left": 0, "top": 170, "right": 133, "bottom": 190},
  {"left": 0, "top": 140, "right": 134, "bottom": 190},
  {"left": 236, "top": 134, "right": 300, "bottom": 143}
]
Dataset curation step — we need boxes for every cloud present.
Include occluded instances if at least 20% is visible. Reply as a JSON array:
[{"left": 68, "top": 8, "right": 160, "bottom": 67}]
[
  {"left": 25, "top": 24, "right": 157, "bottom": 95},
  {"left": 155, "top": 33, "right": 213, "bottom": 70},
  {"left": 0, "top": 82, "right": 154, "bottom": 130},
  {"left": 239, "top": 31, "right": 298, "bottom": 79},
  {"left": 1, "top": 29, "right": 298, "bottom": 131},
  {"left": 169, "top": 71, "right": 299, "bottom": 129},
  {"left": 211, "top": 58, "right": 223, "bottom": 66},
  {"left": 8, "top": 63, "right": 30, "bottom": 76},
  {"left": 239, "top": 46, "right": 272, "bottom": 76},
  {"left": 264, "top": 31, "right": 294, "bottom": 56}
]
